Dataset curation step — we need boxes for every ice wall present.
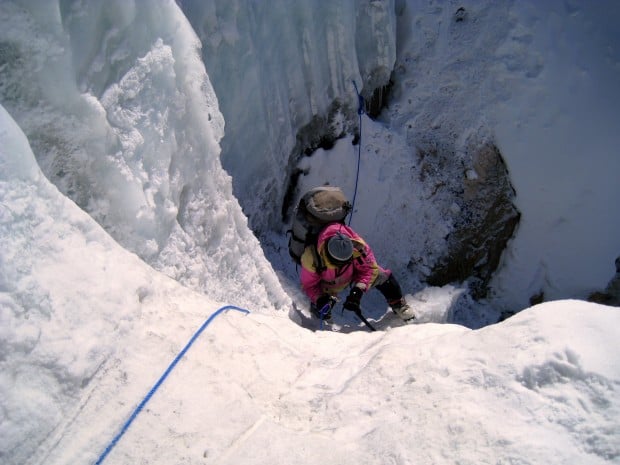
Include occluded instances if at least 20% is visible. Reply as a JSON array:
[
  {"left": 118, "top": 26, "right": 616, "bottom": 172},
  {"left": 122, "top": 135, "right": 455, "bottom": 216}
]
[
  {"left": 0, "top": 0, "right": 290, "bottom": 311},
  {"left": 181, "top": 0, "right": 397, "bottom": 233}
]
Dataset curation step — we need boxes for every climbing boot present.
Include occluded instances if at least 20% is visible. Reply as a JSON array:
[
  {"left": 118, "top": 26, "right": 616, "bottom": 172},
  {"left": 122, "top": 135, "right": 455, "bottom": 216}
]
[{"left": 391, "top": 298, "right": 415, "bottom": 322}]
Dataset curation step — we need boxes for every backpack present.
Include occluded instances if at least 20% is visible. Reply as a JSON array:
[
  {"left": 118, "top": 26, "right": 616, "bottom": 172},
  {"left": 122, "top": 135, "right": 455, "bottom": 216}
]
[{"left": 288, "top": 186, "right": 352, "bottom": 269}]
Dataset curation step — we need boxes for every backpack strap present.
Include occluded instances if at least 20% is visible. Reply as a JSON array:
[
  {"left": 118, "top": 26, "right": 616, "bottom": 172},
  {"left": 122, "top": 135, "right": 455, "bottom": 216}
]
[
  {"left": 352, "top": 240, "right": 367, "bottom": 265},
  {"left": 308, "top": 243, "right": 325, "bottom": 273}
]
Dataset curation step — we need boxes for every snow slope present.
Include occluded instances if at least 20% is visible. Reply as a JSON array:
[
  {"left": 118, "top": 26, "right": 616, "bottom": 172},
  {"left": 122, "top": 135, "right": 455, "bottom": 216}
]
[
  {"left": 70, "top": 302, "right": 620, "bottom": 465},
  {"left": 2, "top": 103, "right": 620, "bottom": 464}
]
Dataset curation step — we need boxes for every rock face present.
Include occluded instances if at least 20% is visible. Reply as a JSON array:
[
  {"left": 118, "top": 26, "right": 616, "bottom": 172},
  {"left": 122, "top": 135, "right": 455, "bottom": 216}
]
[
  {"left": 588, "top": 257, "right": 620, "bottom": 306},
  {"left": 426, "top": 143, "right": 520, "bottom": 298}
]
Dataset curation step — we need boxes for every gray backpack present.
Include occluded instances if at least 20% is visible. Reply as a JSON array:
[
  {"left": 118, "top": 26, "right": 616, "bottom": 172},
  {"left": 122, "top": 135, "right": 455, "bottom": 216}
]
[{"left": 288, "top": 186, "right": 352, "bottom": 268}]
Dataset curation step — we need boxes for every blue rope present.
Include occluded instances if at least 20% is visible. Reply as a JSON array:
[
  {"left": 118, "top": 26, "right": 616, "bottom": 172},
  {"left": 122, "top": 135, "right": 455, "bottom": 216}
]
[
  {"left": 94, "top": 305, "right": 250, "bottom": 465},
  {"left": 349, "top": 81, "right": 364, "bottom": 226}
]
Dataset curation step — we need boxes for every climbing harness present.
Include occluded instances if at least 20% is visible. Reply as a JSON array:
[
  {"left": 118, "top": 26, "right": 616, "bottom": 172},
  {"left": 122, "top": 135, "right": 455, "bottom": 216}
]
[{"left": 94, "top": 305, "right": 250, "bottom": 465}]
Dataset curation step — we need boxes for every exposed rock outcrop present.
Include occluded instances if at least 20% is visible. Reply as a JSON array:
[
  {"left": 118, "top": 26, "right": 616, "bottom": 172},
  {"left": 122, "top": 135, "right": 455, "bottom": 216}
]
[
  {"left": 588, "top": 257, "right": 620, "bottom": 306},
  {"left": 426, "top": 143, "right": 520, "bottom": 298}
]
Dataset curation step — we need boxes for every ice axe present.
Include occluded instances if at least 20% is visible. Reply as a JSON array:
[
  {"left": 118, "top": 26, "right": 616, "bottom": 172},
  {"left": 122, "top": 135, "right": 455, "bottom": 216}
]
[{"left": 353, "top": 308, "right": 376, "bottom": 332}]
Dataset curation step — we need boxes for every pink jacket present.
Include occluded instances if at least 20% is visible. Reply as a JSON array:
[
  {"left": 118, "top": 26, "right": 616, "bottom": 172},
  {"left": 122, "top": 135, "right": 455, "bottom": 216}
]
[{"left": 300, "top": 223, "right": 389, "bottom": 303}]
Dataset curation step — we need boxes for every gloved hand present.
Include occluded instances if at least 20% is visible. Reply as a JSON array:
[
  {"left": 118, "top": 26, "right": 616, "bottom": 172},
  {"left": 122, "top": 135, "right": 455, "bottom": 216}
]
[{"left": 343, "top": 287, "right": 363, "bottom": 313}]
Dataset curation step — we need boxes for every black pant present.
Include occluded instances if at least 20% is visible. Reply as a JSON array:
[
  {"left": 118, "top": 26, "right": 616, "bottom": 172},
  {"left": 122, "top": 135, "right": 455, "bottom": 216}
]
[{"left": 376, "top": 274, "right": 403, "bottom": 305}]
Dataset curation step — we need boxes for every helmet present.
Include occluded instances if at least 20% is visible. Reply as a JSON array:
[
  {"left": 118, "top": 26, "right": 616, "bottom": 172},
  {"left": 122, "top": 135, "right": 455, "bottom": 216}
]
[{"left": 326, "top": 233, "right": 353, "bottom": 265}]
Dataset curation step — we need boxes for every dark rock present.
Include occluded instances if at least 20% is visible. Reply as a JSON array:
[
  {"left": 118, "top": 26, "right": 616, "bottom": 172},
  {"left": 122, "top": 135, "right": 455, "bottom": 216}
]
[
  {"left": 587, "top": 256, "right": 620, "bottom": 306},
  {"left": 426, "top": 143, "right": 520, "bottom": 298}
]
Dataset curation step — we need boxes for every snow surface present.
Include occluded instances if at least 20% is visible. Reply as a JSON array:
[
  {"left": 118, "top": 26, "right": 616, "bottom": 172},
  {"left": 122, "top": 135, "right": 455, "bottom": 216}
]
[{"left": 1, "top": 1, "right": 620, "bottom": 464}]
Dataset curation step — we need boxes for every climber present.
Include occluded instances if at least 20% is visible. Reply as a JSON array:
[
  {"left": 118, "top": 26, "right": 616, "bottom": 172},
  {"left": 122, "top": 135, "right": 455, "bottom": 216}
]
[{"left": 300, "top": 222, "right": 415, "bottom": 322}]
